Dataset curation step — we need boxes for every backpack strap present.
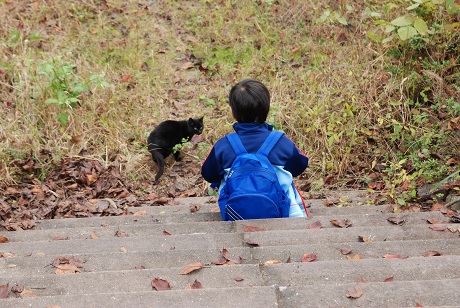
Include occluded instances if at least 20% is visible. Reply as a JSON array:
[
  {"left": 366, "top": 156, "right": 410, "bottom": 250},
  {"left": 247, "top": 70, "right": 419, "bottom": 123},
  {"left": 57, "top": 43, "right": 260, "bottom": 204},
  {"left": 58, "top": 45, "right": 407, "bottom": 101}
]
[
  {"left": 226, "top": 133, "right": 247, "bottom": 155},
  {"left": 257, "top": 130, "right": 284, "bottom": 157}
]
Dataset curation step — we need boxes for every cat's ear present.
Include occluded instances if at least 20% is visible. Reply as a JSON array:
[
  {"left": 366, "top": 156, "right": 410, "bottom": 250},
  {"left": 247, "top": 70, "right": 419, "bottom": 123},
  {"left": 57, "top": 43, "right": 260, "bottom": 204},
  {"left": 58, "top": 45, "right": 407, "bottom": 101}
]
[{"left": 199, "top": 116, "right": 204, "bottom": 121}]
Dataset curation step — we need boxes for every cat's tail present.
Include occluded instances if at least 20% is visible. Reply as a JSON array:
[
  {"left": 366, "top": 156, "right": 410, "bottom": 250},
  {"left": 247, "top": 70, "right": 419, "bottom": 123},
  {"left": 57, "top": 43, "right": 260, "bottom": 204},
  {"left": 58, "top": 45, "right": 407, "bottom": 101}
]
[{"left": 149, "top": 149, "right": 165, "bottom": 181}]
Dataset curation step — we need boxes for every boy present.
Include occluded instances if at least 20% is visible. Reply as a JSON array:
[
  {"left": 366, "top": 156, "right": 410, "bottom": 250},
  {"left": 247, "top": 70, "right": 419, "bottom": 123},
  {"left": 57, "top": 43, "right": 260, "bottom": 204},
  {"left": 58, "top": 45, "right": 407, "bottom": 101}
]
[{"left": 201, "top": 79, "right": 309, "bottom": 219}]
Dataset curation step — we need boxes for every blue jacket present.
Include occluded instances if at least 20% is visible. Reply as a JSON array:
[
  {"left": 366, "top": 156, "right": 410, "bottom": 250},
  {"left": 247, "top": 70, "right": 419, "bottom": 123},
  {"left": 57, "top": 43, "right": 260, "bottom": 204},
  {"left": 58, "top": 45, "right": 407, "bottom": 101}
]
[{"left": 201, "top": 122, "right": 308, "bottom": 184}]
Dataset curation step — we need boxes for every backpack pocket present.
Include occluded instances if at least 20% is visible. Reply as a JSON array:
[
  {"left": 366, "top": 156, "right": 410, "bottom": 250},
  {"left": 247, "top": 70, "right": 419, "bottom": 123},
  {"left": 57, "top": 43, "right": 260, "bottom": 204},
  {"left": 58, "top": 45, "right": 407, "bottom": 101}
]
[{"left": 225, "top": 194, "right": 285, "bottom": 221}]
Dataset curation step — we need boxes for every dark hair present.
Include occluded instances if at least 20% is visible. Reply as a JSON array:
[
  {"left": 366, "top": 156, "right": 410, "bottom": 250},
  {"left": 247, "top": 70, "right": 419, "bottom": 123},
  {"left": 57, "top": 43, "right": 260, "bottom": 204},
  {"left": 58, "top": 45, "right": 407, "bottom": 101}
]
[{"left": 229, "top": 79, "right": 270, "bottom": 124}]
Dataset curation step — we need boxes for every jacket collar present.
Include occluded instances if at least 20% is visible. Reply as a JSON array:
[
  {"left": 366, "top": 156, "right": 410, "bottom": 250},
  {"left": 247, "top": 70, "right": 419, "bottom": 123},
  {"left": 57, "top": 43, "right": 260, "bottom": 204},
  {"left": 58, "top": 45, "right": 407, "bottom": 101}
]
[{"left": 232, "top": 122, "right": 274, "bottom": 134}]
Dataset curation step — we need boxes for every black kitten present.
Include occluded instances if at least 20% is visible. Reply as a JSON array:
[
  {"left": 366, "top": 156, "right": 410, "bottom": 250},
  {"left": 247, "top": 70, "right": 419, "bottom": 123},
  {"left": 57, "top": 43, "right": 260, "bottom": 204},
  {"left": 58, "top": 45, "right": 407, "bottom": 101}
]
[{"left": 147, "top": 117, "right": 204, "bottom": 181}]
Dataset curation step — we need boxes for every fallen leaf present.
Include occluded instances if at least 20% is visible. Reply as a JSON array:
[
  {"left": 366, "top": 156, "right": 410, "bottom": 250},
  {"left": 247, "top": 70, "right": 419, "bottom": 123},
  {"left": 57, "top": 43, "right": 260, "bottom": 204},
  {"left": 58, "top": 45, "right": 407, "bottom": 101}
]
[
  {"left": 55, "top": 263, "right": 81, "bottom": 274},
  {"left": 19, "top": 288, "right": 36, "bottom": 298},
  {"left": 383, "top": 254, "right": 408, "bottom": 259},
  {"left": 387, "top": 216, "right": 406, "bottom": 225},
  {"left": 346, "top": 286, "right": 363, "bottom": 299},
  {"left": 234, "top": 277, "right": 244, "bottom": 282},
  {"left": 181, "top": 61, "right": 194, "bottom": 70},
  {"left": 0, "top": 235, "right": 9, "bottom": 243},
  {"left": 133, "top": 210, "right": 147, "bottom": 216},
  {"left": 422, "top": 250, "right": 444, "bottom": 257},
  {"left": 115, "top": 229, "right": 128, "bottom": 237},
  {"left": 301, "top": 253, "right": 317, "bottom": 262},
  {"left": 135, "top": 265, "right": 146, "bottom": 270},
  {"left": 429, "top": 226, "right": 446, "bottom": 231},
  {"left": 121, "top": 74, "right": 132, "bottom": 83},
  {"left": 180, "top": 262, "right": 204, "bottom": 275},
  {"left": 415, "top": 302, "right": 424, "bottom": 307},
  {"left": 212, "top": 257, "right": 228, "bottom": 265},
  {"left": 330, "top": 219, "right": 352, "bottom": 228},
  {"left": 52, "top": 236, "right": 69, "bottom": 241},
  {"left": 427, "top": 218, "right": 440, "bottom": 224},
  {"left": 152, "top": 278, "right": 171, "bottom": 291},
  {"left": 358, "top": 235, "right": 374, "bottom": 243},
  {"left": 243, "top": 225, "right": 265, "bottom": 232},
  {"left": 0, "top": 283, "right": 8, "bottom": 299},
  {"left": 120, "top": 246, "right": 128, "bottom": 253},
  {"left": 246, "top": 241, "right": 260, "bottom": 247},
  {"left": 347, "top": 254, "right": 364, "bottom": 260},
  {"left": 286, "top": 256, "right": 292, "bottom": 263},
  {"left": 189, "top": 279, "right": 203, "bottom": 289},
  {"left": 261, "top": 260, "right": 282, "bottom": 266},
  {"left": 91, "top": 231, "right": 98, "bottom": 239},
  {"left": 447, "top": 225, "right": 459, "bottom": 233},
  {"left": 383, "top": 276, "right": 394, "bottom": 282},
  {"left": 163, "top": 230, "right": 171, "bottom": 236},
  {"left": 189, "top": 204, "right": 200, "bottom": 213},
  {"left": 306, "top": 220, "right": 322, "bottom": 229},
  {"left": 340, "top": 248, "right": 353, "bottom": 255}
]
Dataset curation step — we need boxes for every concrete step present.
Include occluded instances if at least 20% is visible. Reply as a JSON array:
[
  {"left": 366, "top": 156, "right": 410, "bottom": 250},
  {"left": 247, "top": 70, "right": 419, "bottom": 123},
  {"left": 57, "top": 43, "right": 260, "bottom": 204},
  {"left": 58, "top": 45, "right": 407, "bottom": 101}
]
[
  {"left": 0, "top": 286, "right": 279, "bottom": 308},
  {"left": 1, "top": 264, "right": 265, "bottom": 296},
  {"left": 260, "top": 255, "right": 460, "bottom": 285},
  {"left": 4, "top": 211, "right": 448, "bottom": 242},
  {"left": 278, "top": 279, "right": 460, "bottom": 307},
  {"left": 3, "top": 239, "right": 458, "bottom": 277},
  {"left": 2, "top": 255, "right": 458, "bottom": 297},
  {"left": 1, "top": 195, "right": 458, "bottom": 307},
  {"left": 3, "top": 222, "right": 456, "bottom": 258},
  {"left": 0, "top": 233, "right": 243, "bottom": 256}
]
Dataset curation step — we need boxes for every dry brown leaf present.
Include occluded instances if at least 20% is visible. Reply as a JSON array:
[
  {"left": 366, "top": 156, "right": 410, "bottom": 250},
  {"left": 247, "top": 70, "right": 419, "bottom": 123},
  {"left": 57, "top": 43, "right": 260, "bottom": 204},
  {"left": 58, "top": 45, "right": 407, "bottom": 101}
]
[
  {"left": 427, "top": 218, "right": 440, "bottom": 224},
  {"left": 152, "top": 278, "right": 171, "bottom": 291},
  {"left": 91, "top": 231, "right": 98, "bottom": 239},
  {"left": 179, "top": 262, "right": 204, "bottom": 275},
  {"left": 447, "top": 225, "right": 460, "bottom": 233},
  {"left": 246, "top": 241, "right": 260, "bottom": 247},
  {"left": 330, "top": 219, "right": 352, "bottom": 228},
  {"left": 0, "top": 235, "right": 9, "bottom": 243},
  {"left": 133, "top": 210, "right": 147, "bottom": 216},
  {"left": 358, "top": 277, "right": 368, "bottom": 283},
  {"left": 243, "top": 225, "right": 265, "bottom": 232},
  {"left": 19, "top": 288, "right": 36, "bottom": 298},
  {"left": 189, "top": 203, "right": 201, "bottom": 213},
  {"left": 301, "top": 253, "right": 317, "bottom": 262},
  {"left": 383, "top": 254, "right": 409, "bottom": 259},
  {"left": 55, "top": 263, "right": 81, "bottom": 274},
  {"left": 190, "top": 279, "right": 203, "bottom": 289},
  {"left": 306, "top": 220, "right": 322, "bottom": 229},
  {"left": 0, "top": 283, "right": 8, "bottom": 299},
  {"left": 422, "top": 250, "right": 444, "bottom": 257},
  {"left": 163, "top": 230, "right": 171, "bottom": 236},
  {"left": 346, "top": 286, "right": 363, "bottom": 299},
  {"left": 52, "top": 236, "right": 69, "bottom": 241},
  {"left": 429, "top": 225, "right": 446, "bottom": 231},
  {"left": 387, "top": 216, "right": 406, "bottom": 225},
  {"left": 383, "top": 276, "right": 394, "bottom": 282},
  {"left": 340, "top": 248, "right": 353, "bottom": 255},
  {"left": 347, "top": 254, "right": 364, "bottom": 260},
  {"left": 115, "top": 229, "right": 128, "bottom": 237},
  {"left": 261, "top": 260, "right": 282, "bottom": 266},
  {"left": 234, "top": 277, "right": 244, "bottom": 282},
  {"left": 358, "top": 235, "right": 374, "bottom": 243}
]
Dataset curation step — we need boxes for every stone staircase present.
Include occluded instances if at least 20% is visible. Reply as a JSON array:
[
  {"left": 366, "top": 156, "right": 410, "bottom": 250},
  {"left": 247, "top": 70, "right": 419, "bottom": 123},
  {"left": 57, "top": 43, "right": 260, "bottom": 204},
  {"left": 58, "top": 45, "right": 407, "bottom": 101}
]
[{"left": 1, "top": 193, "right": 459, "bottom": 307}]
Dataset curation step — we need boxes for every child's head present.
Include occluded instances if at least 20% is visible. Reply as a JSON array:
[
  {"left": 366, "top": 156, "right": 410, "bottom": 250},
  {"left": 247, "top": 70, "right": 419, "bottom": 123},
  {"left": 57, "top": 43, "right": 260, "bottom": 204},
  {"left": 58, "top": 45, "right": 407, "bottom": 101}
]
[{"left": 229, "top": 79, "right": 270, "bottom": 124}]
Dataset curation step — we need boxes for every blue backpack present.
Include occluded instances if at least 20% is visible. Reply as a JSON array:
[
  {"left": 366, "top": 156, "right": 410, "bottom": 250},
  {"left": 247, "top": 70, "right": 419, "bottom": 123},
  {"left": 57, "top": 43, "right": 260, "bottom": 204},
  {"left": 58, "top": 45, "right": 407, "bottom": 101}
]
[{"left": 218, "top": 130, "right": 290, "bottom": 221}]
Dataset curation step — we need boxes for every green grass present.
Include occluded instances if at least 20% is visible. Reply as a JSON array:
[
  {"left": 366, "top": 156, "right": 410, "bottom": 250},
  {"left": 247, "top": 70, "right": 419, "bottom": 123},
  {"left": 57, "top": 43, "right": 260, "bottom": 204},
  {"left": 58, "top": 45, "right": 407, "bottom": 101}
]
[{"left": 0, "top": 0, "right": 459, "bottom": 203}]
